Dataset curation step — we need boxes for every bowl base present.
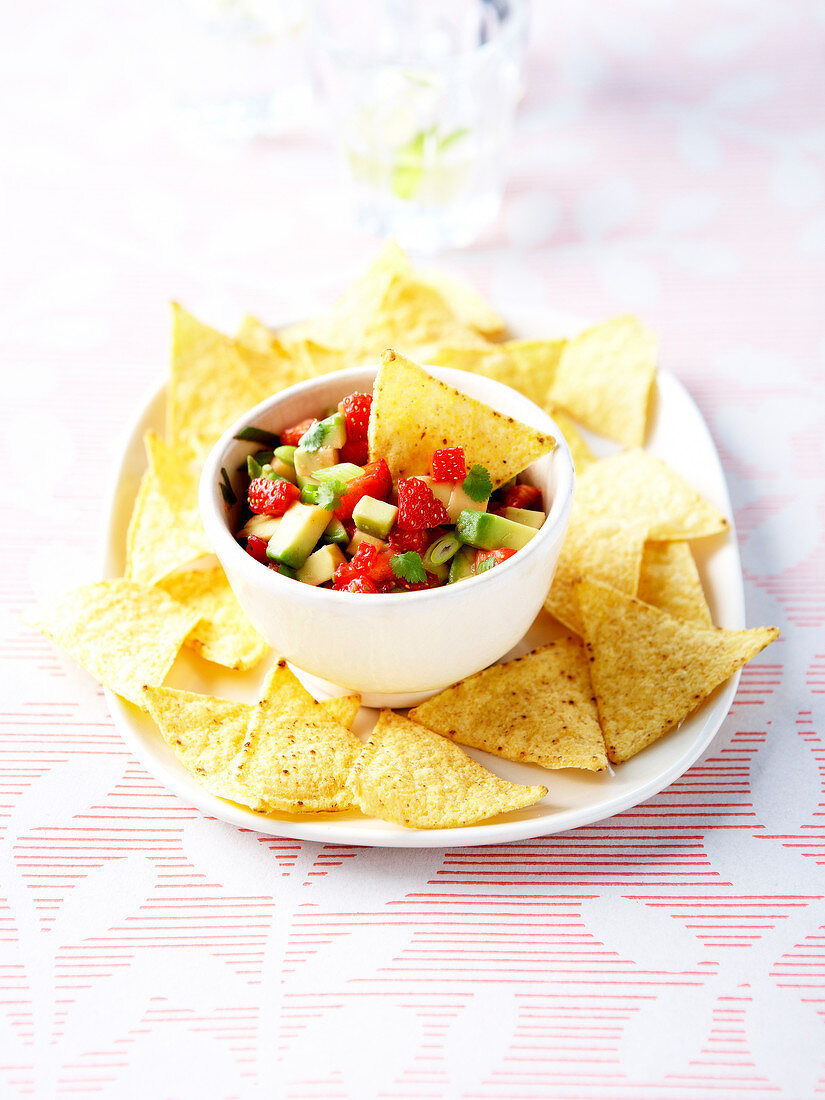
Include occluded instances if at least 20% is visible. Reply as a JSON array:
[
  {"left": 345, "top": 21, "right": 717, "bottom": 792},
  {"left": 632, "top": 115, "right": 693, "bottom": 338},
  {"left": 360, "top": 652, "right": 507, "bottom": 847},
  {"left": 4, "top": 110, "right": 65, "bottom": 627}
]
[{"left": 287, "top": 664, "right": 442, "bottom": 711}]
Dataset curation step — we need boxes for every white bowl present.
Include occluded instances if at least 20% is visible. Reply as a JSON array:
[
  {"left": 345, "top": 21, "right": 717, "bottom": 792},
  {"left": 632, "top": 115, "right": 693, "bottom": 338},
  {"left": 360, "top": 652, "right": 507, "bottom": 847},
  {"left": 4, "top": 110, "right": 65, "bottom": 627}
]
[{"left": 199, "top": 365, "right": 574, "bottom": 708}]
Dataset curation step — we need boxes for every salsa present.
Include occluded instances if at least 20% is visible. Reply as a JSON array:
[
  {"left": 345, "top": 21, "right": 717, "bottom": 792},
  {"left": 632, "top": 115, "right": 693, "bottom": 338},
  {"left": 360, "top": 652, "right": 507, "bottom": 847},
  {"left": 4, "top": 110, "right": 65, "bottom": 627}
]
[{"left": 234, "top": 391, "right": 546, "bottom": 593}]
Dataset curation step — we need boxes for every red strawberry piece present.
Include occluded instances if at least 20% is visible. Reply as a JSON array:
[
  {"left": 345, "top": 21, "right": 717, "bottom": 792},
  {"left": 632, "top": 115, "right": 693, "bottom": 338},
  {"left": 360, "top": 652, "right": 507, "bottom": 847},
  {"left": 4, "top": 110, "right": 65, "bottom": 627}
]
[
  {"left": 502, "top": 483, "right": 542, "bottom": 511},
  {"left": 396, "top": 571, "right": 443, "bottom": 592},
  {"left": 430, "top": 447, "right": 466, "bottom": 483},
  {"left": 334, "top": 459, "right": 392, "bottom": 521},
  {"left": 244, "top": 534, "right": 269, "bottom": 563},
  {"left": 335, "top": 575, "right": 379, "bottom": 594},
  {"left": 248, "top": 477, "right": 301, "bottom": 516},
  {"left": 280, "top": 417, "right": 316, "bottom": 447},
  {"left": 474, "top": 548, "right": 517, "bottom": 574},
  {"left": 396, "top": 478, "right": 451, "bottom": 530},
  {"left": 388, "top": 526, "right": 447, "bottom": 555},
  {"left": 338, "top": 392, "right": 372, "bottom": 465}
]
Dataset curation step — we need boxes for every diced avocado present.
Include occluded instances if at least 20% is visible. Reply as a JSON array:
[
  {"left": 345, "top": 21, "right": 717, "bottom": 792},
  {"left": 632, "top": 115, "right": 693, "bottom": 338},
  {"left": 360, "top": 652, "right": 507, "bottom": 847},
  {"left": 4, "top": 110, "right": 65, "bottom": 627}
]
[
  {"left": 347, "top": 529, "right": 389, "bottom": 554},
  {"left": 455, "top": 510, "right": 538, "bottom": 552},
  {"left": 352, "top": 495, "right": 398, "bottom": 539},
  {"left": 314, "top": 462, "right": 363, "bottom": 485},
  {"left": 262, "top": 458, "right": 298, "bottom": 484},
  {"left": 323, "top": 516, "right": 349, "bottom": 546},
  {"left": 296, "top": 544, "right": 347, "bottom": 586},
  {"left": 299, "top": 411, "right": 347, "bottom": 450},
  {"left": 504, "top": 506, "right": 546, "bottom": 530},
  {"left": 447, "top": 483, "right": 488, "bottom": 522},
  {"left": 270, "top": 562, "right": 296, "bottom": 579},
  {"left": 266, "top": 502, "right": 331, "bottom": 569},
  {"left": 274, "top": 444, "right": 296, "bottom": 466},
  {"left": 296, "top": 474, "right": 320, "bottom": 490},
  {"left": 448, "top": 545, "right": 476, "bottom": 584},
  {"left": 412, "top": 475, "right": 451, "bottom": 507},
  {"left": 239, "top": 513, "right": 282, "bottom": 540},
  {"left": 293, "top": 444, "right": 338, "bottom": 480}
]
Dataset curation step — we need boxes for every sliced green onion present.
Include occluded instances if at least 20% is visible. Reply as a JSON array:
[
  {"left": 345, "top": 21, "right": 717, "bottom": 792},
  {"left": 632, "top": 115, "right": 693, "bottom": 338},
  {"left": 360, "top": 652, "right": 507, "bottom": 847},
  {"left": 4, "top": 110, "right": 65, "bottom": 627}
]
[
  {"left": 422, "top": 534, "right": 461, "bottom": 570},
  {"left": 219, "top": 467, "right": 237, "bottom": 506},
  {"left": 234, "top": 426, "right": 280, "bottom": 447},
  {"left": 247, "top": 454, "right": 263, "bottom": 479}
]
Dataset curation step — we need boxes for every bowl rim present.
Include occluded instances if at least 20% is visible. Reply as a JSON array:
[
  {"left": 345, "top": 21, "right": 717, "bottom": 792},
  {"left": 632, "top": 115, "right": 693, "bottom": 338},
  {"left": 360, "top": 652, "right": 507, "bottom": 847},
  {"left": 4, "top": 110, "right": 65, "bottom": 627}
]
[{"left": 199, "top": 363, "right": 575, "bottom": 606}]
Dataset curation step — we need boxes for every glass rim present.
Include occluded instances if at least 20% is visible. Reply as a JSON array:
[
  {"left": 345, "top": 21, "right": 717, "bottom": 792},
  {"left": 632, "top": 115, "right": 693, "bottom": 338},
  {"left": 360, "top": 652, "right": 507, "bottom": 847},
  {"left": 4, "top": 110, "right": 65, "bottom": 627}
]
[{"left": 312, "top": 0, "right": 528, "bottom": 70}]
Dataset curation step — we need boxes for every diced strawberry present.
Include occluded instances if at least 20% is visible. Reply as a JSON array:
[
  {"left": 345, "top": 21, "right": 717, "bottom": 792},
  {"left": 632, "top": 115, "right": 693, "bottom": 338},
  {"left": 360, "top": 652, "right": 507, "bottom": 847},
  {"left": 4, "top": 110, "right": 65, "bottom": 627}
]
[
  {"left": 244, "top": 534, "right": 269, "bottom": 563},
  {"left": 334, "top": 459, "right": 392, "bottom": 521},
  {"left": 280, "top": 417, "right": 316, "bottom": 447},
  {"left": 430, "top": 447, "right": 466, "bottom": 483},
  {"left": 339, "top": 438, "right": 369, "bottom": 466},
  {"left": 388, "top": 527, "right": 436, "bottom": 555},
  {"left": 502, "top": 483, "right": 542, "bottom": 511},
  {"left": 395, "top": 571, "right": 443, "bottom": 592},
  {"left": 338, "top": 392, "right": 372, "bottom": 466},
  {"left": 332, "top": 542, "right": 396, "bottom": 591},
  {"left": 396, "top": 478, "right": 451, "bottom": 530},
  {"left": 473, "top": 548, "right": 517, "bottom": 574},
  {"left": 248, "top": 477, "right": 301, "bottom": 516},
  {"left": 335, "top": 576, "right": 379, "bottom": 594}
]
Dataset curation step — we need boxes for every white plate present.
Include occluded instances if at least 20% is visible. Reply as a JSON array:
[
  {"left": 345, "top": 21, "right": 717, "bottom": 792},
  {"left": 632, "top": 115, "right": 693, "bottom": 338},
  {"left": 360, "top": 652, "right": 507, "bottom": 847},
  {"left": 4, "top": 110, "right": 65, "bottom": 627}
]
[{"left": 102, "top": 306, "right": 743, "bottom": 848}]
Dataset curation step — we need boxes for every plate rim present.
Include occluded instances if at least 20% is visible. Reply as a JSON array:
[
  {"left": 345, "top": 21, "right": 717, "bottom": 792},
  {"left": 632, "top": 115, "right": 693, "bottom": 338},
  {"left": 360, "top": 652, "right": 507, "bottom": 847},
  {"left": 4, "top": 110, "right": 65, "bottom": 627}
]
[{"left": 101, "top": 305, "right": 745, "bottom": 848}]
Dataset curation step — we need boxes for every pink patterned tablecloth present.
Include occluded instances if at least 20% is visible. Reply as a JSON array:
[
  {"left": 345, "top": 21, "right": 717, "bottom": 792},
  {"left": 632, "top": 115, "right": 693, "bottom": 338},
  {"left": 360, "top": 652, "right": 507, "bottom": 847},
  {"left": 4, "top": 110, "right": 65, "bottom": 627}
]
[{"left": 2, "top": 2, "right": 824, "bottom": 1096}]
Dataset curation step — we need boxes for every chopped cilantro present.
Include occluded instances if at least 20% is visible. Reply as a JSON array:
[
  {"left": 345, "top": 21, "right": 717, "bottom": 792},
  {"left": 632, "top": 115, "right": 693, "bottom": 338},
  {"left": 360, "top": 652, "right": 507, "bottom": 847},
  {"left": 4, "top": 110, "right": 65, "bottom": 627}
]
[
  {"left": 390, "top": 551, "right": 427, "bottom": 584},
  {"left": 297, "top": 419, "right": 326, "bottom": 452},
  {"left": 315, "top": 482, "right": 343, "bottom": 510},
  {"left": 463, "top": 464, "right": 492, "bottom": 502},
  {"left": 301, "top": 478, "right": 346, "bottom": 510}
]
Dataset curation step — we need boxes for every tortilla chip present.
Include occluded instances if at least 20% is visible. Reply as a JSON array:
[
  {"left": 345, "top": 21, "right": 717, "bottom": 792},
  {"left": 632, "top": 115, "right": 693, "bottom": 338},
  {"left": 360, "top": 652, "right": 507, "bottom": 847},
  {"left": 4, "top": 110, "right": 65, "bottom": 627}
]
[
  {"left": 347, "top": 710, "right": 547, "bottom": 829},
  {"left": 638, "top": 541, "right": 713, "bottom": 626},
  {"left": 280, "top": 244, "right": 488, "bottom": 361},
  {"left": 142, "top": 685, "right": 266, "bottom": 810},
  {"left": 236, "top": 711, "right": 361, "bottom": 813},
  {"left": 125, "top": 432, "right": 213, "bottom": 587},
  {"left": 429, "top": 340, "right": 565, "bottom": 408},
  {"left": 548, "top": 315, "right": 656, "bottom": 447},
  {"left": 168, "top": 304, "right": 269, "bottom": 467},
  {"left": 410, "top": 639, "right": 607, "bottom": 771},
  {"left": 544, "top": 516, "right": 649, "bottom": 636},
  {"left": 546, "top": 407, "right": 596, "bottom": 472},
  {"left": 574, "top": 449, "right": 729, "bottom": 540},
  {"left": 257, "top": 659, "right": 360, "bottom": 729},
  {"left": 369, "top": 350, "right": 555, "bottom": 488},
  {"left": 418, "top": 268, "right": 506, "bottom": 339},
  {"left": 577, "top": 578, "right": 779, "bottom": 763},
  {"left": 239, "top": 316, "right": 350, "bottom": 377},
  {"left": 23, "top": 580, "right": 198, "bottom": 708},
  {"left": 237, "top": 315, "right": 279, "bottom": 355},
  {"left": 159, "top": 567, "right": 269, "bottom": 671}
]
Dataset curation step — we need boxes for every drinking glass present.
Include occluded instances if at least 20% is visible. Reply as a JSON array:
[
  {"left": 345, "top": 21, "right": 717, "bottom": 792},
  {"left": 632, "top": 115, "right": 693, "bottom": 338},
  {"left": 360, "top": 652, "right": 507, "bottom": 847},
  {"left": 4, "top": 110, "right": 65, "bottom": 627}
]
[{"left": 313, "top": 0, "right": 528, "bottom": 251}]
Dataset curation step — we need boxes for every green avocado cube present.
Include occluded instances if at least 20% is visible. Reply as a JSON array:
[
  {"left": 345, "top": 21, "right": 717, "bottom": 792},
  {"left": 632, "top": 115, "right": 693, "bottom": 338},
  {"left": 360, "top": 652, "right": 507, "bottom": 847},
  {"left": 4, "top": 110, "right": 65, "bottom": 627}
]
[
  {"left": 455, "top": 510, "right": 538, "bottom": 552},
  {"left": 299, "top": 412, "right": 347, "bottom": 450},
  {"left": 293, "top": 444, "right": 338, "bottom": 479},
  {"left": 504, "top": 506, "right": 546, "bottom": 530},
  {"left": 296, "top": 544, "right": 346, "bottom": 586},
  {"left": 352, "top": 495, "right": 398, "bottom": 539},
  {"left": 322, "top": 516, "right": 349, "bottom": 546},
  {"left": 266, "top": 502, "right": 330, "bottom": 569},
  {"left": 274, "top": 444, "right": 297, "bottom": 466}
]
